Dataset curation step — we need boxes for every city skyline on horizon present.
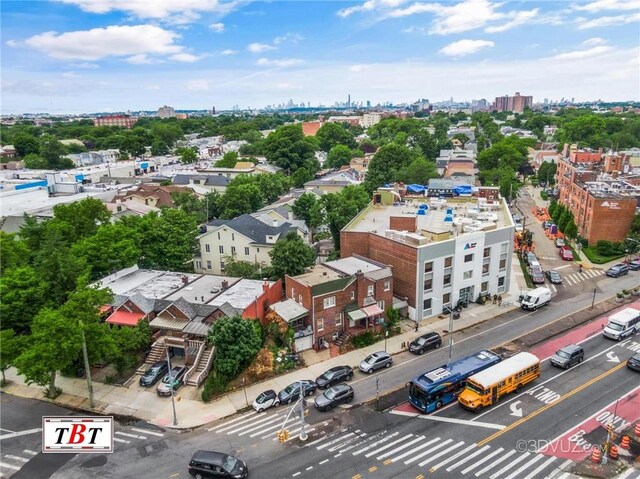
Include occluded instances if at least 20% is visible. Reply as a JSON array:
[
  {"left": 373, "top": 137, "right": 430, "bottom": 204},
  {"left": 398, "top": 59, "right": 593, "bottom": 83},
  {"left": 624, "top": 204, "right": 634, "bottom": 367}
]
[{"left": 2, "top": 0, "right": 639, "bottom": 114}]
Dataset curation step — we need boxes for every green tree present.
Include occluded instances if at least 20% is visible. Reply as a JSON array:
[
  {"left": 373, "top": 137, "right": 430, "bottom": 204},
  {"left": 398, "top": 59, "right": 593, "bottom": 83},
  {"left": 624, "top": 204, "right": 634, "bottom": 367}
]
[
  {"left": 210, "top": 315, "right": 262, "bottom": 379},
  {"left": 0, "top": 266, "right": 50, "bottom": 333},
  {"left": 558, "top": 115, "right": 607, "bottom": 148},
  {"left": 263, "top": 124, "right": 318, "bottom": 173},
  {"left": 564, "top": 220, "right": 578, "bottom": 239},
  {"left": 215, "top": 151, "right": 239, "bottom": 168},
  {"left": 52, "top": 198, "right": 111, "bottom": 242},
  {"left": 39, "top": 134, "right": 73, "bottom": 169},
  {"left": 119, "top": 135, "right": 146, "bottom": 158},
  {"left": 254, "top": 173, "right": 292, "bottom": 204},
  {"left": 0, "top": 231, "right": 29, "bottom": 274},
  {"left": 222, "top": 256, "right": 262, "bottom": 279},
  {"left": 398, "top": 157, "right": 439, "bottom": 185},
  {"left": 269, "top": 231, "right": 316, "bottom": 279},
  {"left": 323, "top": 186, "right": 371, "bottom": 249},
  {"left": 364, "top": 143, "right": 417, "bottom": 192},
  {"left": 537, "top": 161, "right": 557, "bottom": 186},
  {"left": 151, "top": 139, "right": 169, "bottom": 156},
  {"left": 171, "top": 191, "right": 208, "bottom": 223},
  {"left": 316, "top": 122, "right": 357, "bottom": 151},
  {"left": 22, "top": 153, "right": 48, "bottom": 169},
  {"left": 326, "top": 145, "right": 354, "bottom": 169},
  {"left": 13, "top": 133, "right": 40, "bottom": 157},
  {"left": 452, "top": 133, "right": 470, "bottom": 146},
  {"left": 138, "top": 209, "right": 198, "bottom": 271},
  {"left": 151, "top": 122, "right": 183, "bottom": 146},
  {"left": 219, "top": 183, "right": 264, "bottom": 219},
  {"left": 177, "top": 146, "right": 198, "bottom": 164},
  {"left": 291, "top": 167, "right": 314, "bottom": 188},
  {"left": 0, "top": 329, "right": 23, "bottom": 385},
  {"left": 107, "top": 320, "right": 152, "bottom": 376},
  {"left": 292, "top": 192, "right": 319, "bottom": 228}
]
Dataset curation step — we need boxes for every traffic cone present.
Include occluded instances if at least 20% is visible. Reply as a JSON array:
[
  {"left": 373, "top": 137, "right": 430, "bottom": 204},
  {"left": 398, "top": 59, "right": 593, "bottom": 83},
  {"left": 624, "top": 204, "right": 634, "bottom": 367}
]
[
  {"left": 609, "top": 445, "right": 618, "bottom": 460},
  {"left": 591, "top": 446, "right": 602, "bottom": 463},
  {"left": 635, "top": 422, "right": 640, "bottom": 437},
  {"left": 620, "top": 435, "right": 631, "bottom": 449}
]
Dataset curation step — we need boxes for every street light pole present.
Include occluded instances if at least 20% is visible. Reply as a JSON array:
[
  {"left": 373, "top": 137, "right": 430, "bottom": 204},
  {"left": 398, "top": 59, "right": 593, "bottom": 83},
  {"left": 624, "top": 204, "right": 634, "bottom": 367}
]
[
  {"left": 444, "top": 305, "right": 454, "bottom": 365},
  {"left": 166, "top": 346, "right": 178, "bottom": 426},
  {"left": 299, "top": 395, "right": 307, "bottom": 441}
]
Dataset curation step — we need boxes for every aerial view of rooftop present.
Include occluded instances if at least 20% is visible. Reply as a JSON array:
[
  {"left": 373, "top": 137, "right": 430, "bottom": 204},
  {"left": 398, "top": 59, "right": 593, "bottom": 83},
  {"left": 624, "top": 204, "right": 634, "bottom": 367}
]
[{"left": 1, "top": 0, "right": 639, "bottom": 478}]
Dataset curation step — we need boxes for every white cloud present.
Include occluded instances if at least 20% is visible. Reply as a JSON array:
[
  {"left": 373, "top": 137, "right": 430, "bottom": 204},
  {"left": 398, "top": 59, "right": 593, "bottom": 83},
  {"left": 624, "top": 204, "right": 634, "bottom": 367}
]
[
  {"left": 582, "top": 37, "right": 607, "bottom": 45},
  {"left": 71, "top": 62, "right": 100, "bottom": 69},
  {"left": 273, "top": 33, "right": 304, "bottom": 44},
  {"left": 170, "top": 52, "right": 201, "bottom": 62},
  {"left": 6, "top": 40, "right": 19, "bottom": 47},
  {"left": 349, "top": 64, "right": 367, "bottom": 72},
  {"left": 337, "top": 0, "right": 407, "bottom": 18},
  {"left": 485, "top": 8, "right": 539, "bottom": 33},
  {"left": 247, "top": 42, "right": 276, "bottom": 53},
  {"left": 439, "top": 39, "right": 495, "bottom": 57},
  {"left": 576, "top": 12, "right": 640, "bottom": 29},
  {"left": 53, "top": 0, "right": 238, "bottom": 22},
  {"left": 126, "top": 54, "right": 154, "bottom": 64},
  {"left": 210, "top": 22, "right": 225, "bottom": 32},
  {"left": 62, "top": 71, "right": 80, "bottom": 78},
  {"left": 550, "top": 45, "right": 612, "bottom": 60},
  {"left": 220, "top": 49, "right": 238, "bottom": 55},
  {"left": 573, "top": 0, "right": 639, "bottom": 12},
  {"left": 256, "top": 57, "right": 303, "bottom": 67},
  {"left": 185, "top": 79, "right": 210, "bottom": 91},
  {"left": 23, "top": 25, "right": 184, "bottom": 61}
]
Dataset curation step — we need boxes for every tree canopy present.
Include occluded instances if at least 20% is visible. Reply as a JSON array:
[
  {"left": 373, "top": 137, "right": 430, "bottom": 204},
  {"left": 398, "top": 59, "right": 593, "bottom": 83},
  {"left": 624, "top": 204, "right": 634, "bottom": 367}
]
[
  {"left": 263, "top": 124, "right": 319, "bottom": 173},
  {"left": 269, "top": 231, "right": 316, "bottom": 279},
  {"left": 209, "top": 315, "right": 262, "bottom": 380}
]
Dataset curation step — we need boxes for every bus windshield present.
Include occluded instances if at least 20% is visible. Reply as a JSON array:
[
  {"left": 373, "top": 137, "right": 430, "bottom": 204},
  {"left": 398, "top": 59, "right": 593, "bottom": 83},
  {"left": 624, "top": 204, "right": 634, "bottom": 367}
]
[
  {"left": 465, "top": 381, "right": 485, "bottom": 396},
  {"left": 409, "top": 383, "right": 429, "bottom": 404}
]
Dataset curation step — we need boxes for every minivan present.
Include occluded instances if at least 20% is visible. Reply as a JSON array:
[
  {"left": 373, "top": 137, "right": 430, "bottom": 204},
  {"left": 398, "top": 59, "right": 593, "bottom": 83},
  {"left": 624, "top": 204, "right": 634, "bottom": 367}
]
[
  {"left": 188, "top": 450, "right": 248, "bottom": 478},
  {"left": 550, "top": 344, "right": 584, "bottom": 369},
  {"left": 603, "top": 307, "right": 640, "bottom": 340}
]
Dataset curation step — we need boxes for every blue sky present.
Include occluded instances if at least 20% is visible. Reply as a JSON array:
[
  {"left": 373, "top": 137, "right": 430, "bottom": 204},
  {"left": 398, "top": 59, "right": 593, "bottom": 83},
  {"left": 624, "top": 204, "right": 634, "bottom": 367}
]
[{"left": 2, "top": 0, "right": 639, "bottom": 114}]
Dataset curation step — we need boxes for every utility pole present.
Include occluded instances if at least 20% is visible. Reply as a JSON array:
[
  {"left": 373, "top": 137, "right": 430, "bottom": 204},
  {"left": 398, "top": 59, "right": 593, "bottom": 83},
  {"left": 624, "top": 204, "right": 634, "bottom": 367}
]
[
  {"left": 166, "top": 346, "right": 178, "bottom": 426},
  {"left": 444, "top": 305, "right": 455, "bottom": 365},
  {"left": 591, "top": 288, "right": 597, "bottom": 310},
  {"left": 79, "top": 320, "right": 94, "bottom": 410},
  {"left": 299, "top": 395, "right": 307, "bottom": 441}
]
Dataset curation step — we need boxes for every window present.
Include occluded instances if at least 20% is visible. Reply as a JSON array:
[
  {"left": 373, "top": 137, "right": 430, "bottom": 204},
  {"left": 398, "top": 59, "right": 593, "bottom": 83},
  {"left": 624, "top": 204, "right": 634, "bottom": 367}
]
[
  {"left": 423, "top": 298, "right": 432, "bottom": 311},
  {"left": 501, "top": 242, "right": 508, "bottom": 253},
  {"left": 317, "top": 317, "right": 324, "bottom": 332},
  {"left": 444, "top": 256, "right": 453, "bottom": 268},
  {"left": 498, "top": 276, "right": 506, "bottom": 293},
  {"left": 219, "top": 245, "right": 224, "bottom": 254},
  {"left": 231, "top": 246, "right": 236, "bottom": 256},
  {"left": 323, "top": 296, "right": 336, "bottom": 309},
  {"left": 220, "top": 261, "right": 225, "bottom": 271},
  {"left": 464, "top": 254, "right": 473, "bottom": 263},
  {"left": 245, "top": 247, "right": 250, "bottom": 256},
  {"left": 367, "top": 285, "right": 374, "bottom": 296},
  {"left": 257, "top": 248, "right": 260, "bottom": 252},
  {"left": 481, "top": 281, "right": 488, "bottom": 293},
  {"left": 463, "top": 270, "right": 473, "bottom": 280},
  {"left": 482, "top": 263, "right": 490, "bottom": 275},
  {"left": 232, "top": 233, "right": 235, "bottom": 241},
  {"left": 298, "top": 294, "right": 303, "bottom": 303},
  {"left": 499, "top": 258, "right": 507, "bottom": 270},
  {"left": 206, "top": 260, "right": 212, "bottom": 270},
  {"left": 424, "top": 261, "right": 433, "bottom": 274},
  {"left": 424, "top": 278, "right": 433, "bottom": 292},
  {"left": 204, "top": 244, "right": 210, "bottom": 253},
  {"left": 291, "top": 287, "right": 295, "bottom": 298},
  {"left": 384, "top": 280, "right": 391, "bottom": 291},
  {"left": 443, "top": 273, "right": 452, "bottom": 286},
  {"left": 443, "top": 293, "right": 451, "bottom": 305},
  {"left": 217, "top": 232, "right": 220, "bottom": 240},
  {"left": 350, "top": 291, "right": 355, "bottom": 300},
  {"left": 483, "top": 247, "right": 491, "bottom": 258},
  {"left": 377, "top": 300, "right": 385, "bottom": 311},
  {"left": 335, "top": 312, "right": 343, "bottom": 326}
]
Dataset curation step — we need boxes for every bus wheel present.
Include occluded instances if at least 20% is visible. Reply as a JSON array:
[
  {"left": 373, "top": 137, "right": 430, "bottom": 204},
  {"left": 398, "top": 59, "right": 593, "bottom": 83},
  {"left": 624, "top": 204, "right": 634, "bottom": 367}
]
[
  {"left": 473, "top": 406, "right": 481, "bottom": 414},
  {"left": 516, "top": 384, "right": 523, "bottom": 393},
  {"left": 436, "top": 401, "right": 443, "bottom": 410}
]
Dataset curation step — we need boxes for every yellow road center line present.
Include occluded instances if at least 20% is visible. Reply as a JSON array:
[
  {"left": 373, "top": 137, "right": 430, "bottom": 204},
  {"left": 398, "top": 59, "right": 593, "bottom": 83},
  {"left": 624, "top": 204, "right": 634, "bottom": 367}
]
[
  {"left": 383, "top": 459, "right": 393, "bottom": 465},
  {"left": 369, "top": 466, "right": 377, "bottom": 472}
]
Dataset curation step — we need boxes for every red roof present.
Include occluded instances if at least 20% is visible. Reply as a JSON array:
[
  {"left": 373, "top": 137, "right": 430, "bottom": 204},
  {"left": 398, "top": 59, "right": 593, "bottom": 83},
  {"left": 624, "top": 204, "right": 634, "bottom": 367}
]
[
  {"left": 106, "top": 311, "right": 145, "bottom": 327},
  {"left": 99, "top": 305, "right": 112, "bottom": 313}
]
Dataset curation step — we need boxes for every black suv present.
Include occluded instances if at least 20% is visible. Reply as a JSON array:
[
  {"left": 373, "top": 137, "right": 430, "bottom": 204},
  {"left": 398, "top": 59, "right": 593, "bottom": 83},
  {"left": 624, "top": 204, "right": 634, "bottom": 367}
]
[
  {"left": 606, "top": 263, "right": 630, "bottom": 277},
  {"left": 409, "top": 332, "right": 442, "bottom": 355},
  {"left": 278, "top": 380, "right": 316, "bottom": 404},
  {"left": 315, "top": 366, "right": 353, "bottom": 389},
  {"left": 139, "top": 361, "right": 169, "bottom": 387},
  {"left": 188, "top": 450, "right": 248, "bottom": 478}
]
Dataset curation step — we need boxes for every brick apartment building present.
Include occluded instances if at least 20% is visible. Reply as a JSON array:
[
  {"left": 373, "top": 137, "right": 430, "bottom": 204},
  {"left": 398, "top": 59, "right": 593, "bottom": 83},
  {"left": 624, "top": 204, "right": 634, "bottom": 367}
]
[
  {"left": 340, "top": 187, "right": 514, "bottom": 321},
  {"left": 556, "top": 158, "right": 638, "bottom": 244},
  {"left": 284, "top": 256, "right": 393, "bottom": 350},
  {"left": 493, "top": 92, "right": 533, "bottom": 113},
  {"left": 93, "top": 115, "right": 138, "bottom": 129}
]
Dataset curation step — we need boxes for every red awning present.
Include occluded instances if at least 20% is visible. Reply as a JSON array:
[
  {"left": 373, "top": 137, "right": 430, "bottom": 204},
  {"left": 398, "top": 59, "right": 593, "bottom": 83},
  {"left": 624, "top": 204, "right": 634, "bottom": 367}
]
[
  {"left": 106, "top": 311, "right": 145, "bottom": 327},
  {"left": 362, "top": 304, "right": 384, "bottom": 318}
]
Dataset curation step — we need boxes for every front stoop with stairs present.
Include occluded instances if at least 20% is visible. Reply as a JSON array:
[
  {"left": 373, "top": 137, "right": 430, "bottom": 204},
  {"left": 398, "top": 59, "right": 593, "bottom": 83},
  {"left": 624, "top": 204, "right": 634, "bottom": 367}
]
[
  {"left": 334, "top": 331, "right": 351, "bottom": 347},
  {"left": 186, "top": 348, "right": 214, "bottom": 387}
]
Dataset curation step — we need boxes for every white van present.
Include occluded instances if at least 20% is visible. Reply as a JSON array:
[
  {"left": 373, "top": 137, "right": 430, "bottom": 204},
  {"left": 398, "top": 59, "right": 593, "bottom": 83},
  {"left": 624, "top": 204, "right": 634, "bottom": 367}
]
[
  {"left": 520, "top": 287, "right": 552, "bottom": 311},
  {"left": 603, "top": 307, "right": 640, "bottom": 340}
]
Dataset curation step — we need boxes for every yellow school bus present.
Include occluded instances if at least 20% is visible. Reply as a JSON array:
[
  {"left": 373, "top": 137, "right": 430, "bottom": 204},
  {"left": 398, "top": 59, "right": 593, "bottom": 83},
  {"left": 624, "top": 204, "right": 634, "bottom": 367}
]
[{"left": 458, "top": 352, "right": 540, "bottom": 412}]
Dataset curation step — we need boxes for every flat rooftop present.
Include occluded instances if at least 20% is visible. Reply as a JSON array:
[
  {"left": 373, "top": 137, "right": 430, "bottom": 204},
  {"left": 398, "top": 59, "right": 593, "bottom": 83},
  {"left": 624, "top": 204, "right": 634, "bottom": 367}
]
[
  {"left": 209, "top": 279, "right": 273, "bottom": 310},
  {"left": 97, "top": 268, "right": 201, "bottom": 299},
  {"left": 325, "top": 256, "right": 384, "bottom": 275},
  {"left": 344, "top": 196, "right": 511, "bottom": 246},
  {"left": 164, "top": 275, "right": 241, "bottom": 304},
  {"left": 292, "top": 265, "right": 347, "bottom": 287}
]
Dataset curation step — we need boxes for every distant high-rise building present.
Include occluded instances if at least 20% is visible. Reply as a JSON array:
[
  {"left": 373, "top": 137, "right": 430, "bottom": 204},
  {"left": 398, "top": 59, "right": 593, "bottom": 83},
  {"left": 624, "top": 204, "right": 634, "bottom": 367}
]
[
  {"left": 366, "top": 100, "right": 371, "bottom": 108},
  {"left": 493, "top": 92, "right": 533, "bottom": 113},
  {"left": 157, "top": 105, "right": 176, "bottom": 118},
  {"left": 544, "top": 98, "right": 549, "bottom": 105},
  {"left": 347, "top": 94, "right": 351, "bottom": 108}
]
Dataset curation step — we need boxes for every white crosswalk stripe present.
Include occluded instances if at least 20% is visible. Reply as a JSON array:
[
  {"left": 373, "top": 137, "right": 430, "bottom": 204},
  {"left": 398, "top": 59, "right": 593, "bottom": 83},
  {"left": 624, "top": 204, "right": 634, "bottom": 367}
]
[
  {"left": 461, "top": 447, "right": 504, "bottom": 475},
  {"left": 115, "top": 431, "right": 146, "bottom": 440},
  {"left": 389, "top": 437, "right": 439, "bottom": 463},
  {"left": 364, "top": 434, "right": 414, "bottom": 458},
  {"left": 502, "top": 454, "right": 543, "bottom": 479},
  {"left": 446, "top": 444, "right": 491, "bottom": 472},
  {"left": 256, "top": 417, "right": 298, "bottom": 439},
  {"left": 3, "top": 456, "right": 27, "bottom": 463},
  {"left": 0, "top": 463, "right": 20, "bottom": 471},
  {"left": 376, "top": 435, "right": 424, "bottom": 459},
  {"left": 489, "top": 452, "right": 530, "bottom": 479},
  {"left": 131, "top": 427, "right": 164, "bottom": 437},
  {"left": 327, "top": 431, "right": 366, "bottom": 452},
  {"left": 352, "top": 431, "right": 398, "bottom": 455},
  {"left": 22, "top": 450, "right": 38, "bottom": 456},
  {"left": 317, "top": 431, "right": 357, "bottom": 450},
  {"left": 418, "top": 440, "right": 465, "bottom": 467},
  {"left": 475, "top": 449, "right": 516, "bottom": 476},
  {"left": 225, "top": 413, "right": 281, "bottom": 435},
  {"left": 405, "top": 438, "right": 453, "bottom": 465},
  {"left": 430, "top": 443, "right": 477, "bottom": 471},
  {"left": 207, "top": 411, "right": 257, "bottom": 432},
  {"left": 521, "top": 456, "right": 557, "bottom": 479}
]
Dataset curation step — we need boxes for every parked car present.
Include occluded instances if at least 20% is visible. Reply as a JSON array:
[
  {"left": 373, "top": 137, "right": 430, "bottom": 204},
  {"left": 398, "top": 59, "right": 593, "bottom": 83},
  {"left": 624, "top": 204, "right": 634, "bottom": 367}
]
[
  {"left": 359, "top": 351, "right": 392, "bottom": 374},
  {"left": 626, "top": 259, "right": 640, "bottom": 271},
  {"left": 545, "top": 270, "right": 563, "bottom": 285},
  {"left": 627, "top": 353, "right": 640, "bottom": 372},
  {"left": 139, "top": 361, "right": 168, "bottom": 387},
  {"left": 278, "top": 380, "right": 316, "bottom": 404},
  {"left": 408, "top": 332, "right": 442, "bottom": 355},
  {"left": 252, "top": 389, "right": 279, "bottom": 412},
  {"left": 559, "top": 246, "right": 573, "bottom": 261},
  {"left": 314, "top": 384, "right": 354, "bottom": 412},
  {"left": 542, "top": 221, "right": 552, "bottom": 229},
  {"left": 525, "top": 252, "right": 537, "bottom": 266},
  {"left": 315, "top": 366, "right": 353, "bottom": 389},
  {"left": 606, "top": 263, "right": 630, "bottom": 277},
  {"left": 530, "top": 266, "right": 546, "bottom": 284},
  {"left": 157, "top": 366, "right": 187, "bottom": 397},
  {"left": 188, "top": 450, "right": 248, "bottom": 479},
  {"left": 550, "top": 344, "right": 584, "bottom": 369},
  {"left": 555, "top": 237, "right": 565, "bottom": 248}
]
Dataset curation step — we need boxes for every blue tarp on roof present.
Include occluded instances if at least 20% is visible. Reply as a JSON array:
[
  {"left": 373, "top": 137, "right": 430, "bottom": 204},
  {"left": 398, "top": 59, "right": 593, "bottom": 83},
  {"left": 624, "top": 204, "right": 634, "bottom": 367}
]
[
  {"left": 406, "top": 184, "right": 426, "bottom": 193},
  {"left": 453, "top": 185, "right": 473, "bottom": 195}
]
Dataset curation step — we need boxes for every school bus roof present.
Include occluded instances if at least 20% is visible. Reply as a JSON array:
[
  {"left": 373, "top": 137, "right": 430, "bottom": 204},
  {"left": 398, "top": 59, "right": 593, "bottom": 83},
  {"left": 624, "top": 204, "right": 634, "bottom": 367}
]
[{"left": 467, "top": 352, "right": 539, "bottom": 388}]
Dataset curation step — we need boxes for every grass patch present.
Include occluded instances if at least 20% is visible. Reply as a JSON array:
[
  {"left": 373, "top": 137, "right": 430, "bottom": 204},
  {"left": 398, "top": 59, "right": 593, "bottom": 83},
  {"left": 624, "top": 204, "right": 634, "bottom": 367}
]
[
  {"left": 582, "top": 247, "right": 624, "bottom": 264},
  {"left": 517, "top": 252, "right": 534, "bottom": 289}
]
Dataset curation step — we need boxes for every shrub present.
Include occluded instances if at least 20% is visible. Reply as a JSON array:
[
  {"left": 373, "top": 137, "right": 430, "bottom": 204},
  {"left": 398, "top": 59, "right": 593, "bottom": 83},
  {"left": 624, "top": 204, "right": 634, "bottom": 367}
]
[
  {"left": 351, "top": 332, "right": 378, "bottom": 349},
  {"left": 540, "top": 191, "right": 548, "bottom": 201},
  {"left": 201, "top": 372, "right": 229, "bottom": 403},
  {"left": 245, "top": 348, "right": 274, "bottom": 381}
]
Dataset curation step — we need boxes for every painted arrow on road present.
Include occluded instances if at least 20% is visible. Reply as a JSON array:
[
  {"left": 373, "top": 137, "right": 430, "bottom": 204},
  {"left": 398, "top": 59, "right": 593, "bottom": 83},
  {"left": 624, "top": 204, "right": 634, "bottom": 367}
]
[
  {"left": 510, "top": 401, "right": 523, "bottom": 417},
  {"left": 606, "top": 351, "right": 620, "bottom": 363}
]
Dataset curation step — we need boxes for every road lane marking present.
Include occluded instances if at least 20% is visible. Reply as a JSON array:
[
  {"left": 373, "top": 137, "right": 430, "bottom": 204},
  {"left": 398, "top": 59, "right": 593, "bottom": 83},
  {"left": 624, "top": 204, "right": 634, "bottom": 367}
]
[
  {"left": 473, "top": 333, "right": 627, "bottom": 420},
  {"left": 257, "top": 417, "right": 298, "bottom": 438},
  {"left": 419, "top": 414, "right": 505, "bottom": 429},
  {"left": 368, "top": 466, "right": 377, "bottom": 472},
  {"left": 317, "top": 432, "right": 356, "bottom": 450},
  {"left": 503, "top": 454, "right": 543, "bottom": 479},
  {"left": 3, "top": 455, "right": 28, "bottom": 463},
  {"left": 474, "top": 449, "right": 516, "bottom": 476},
  {"left": 113, "top": 438, "right": 130, "bottom": 444},
  {"left": 115, "top": 431, "right": 146, "bottom": 440},
  {"left": 364, "top": 434, "right": 413, "bottom": 458},
  {"left": 404, "top": 438, "right": 452, "bottom": 465},
  {"left": 430, "top": 443, "right": 477, "bottom": 471},
  {"left": 0, "top": 428, "right": 42, "bottom": 441},
  {"left": 418, "top": 440, "right": 465, "bottom": 467},
  {"left": 477, "top": 361, "right": 628, "bottom": 447},
  {"left": 206, "top": 411, "right": 257, "bottom": 432},
  {"left": 376, "top": 435, "right": 424, "bottom": 459},
  {"left": 352, "top": 432, "right": 397, "bottom": 455},
  {"left": 306, "top": 466, "right": 313, "bottom": 471},
  {"left": 489, "top": 452, "right": 531, "bottom": 479},
  {"left": 227, "top": 413, "right": 281, "bottom": 435},
  {"left": 522, "top": 456, "right": 556, "bottom": 479},
  {"left": 131, "top": 427, "right": 164, "bottom": 437},
  {"left": 461, "top": 446, "right": 504, "bottom": 474},
  {"left": 383, "top": 459, "right": 392, "bottom": 465},
  {"left": 319, "top": 459, "right": 329, "bottom": 465},
  {"left": 0, "top": 463, "right": 20, "bottom": 471},
  {"left": 292, "top": 472, "right": 300, "bottom": 477},
  {"left": 446, "top": 444, "right": 490, "bottom": 472},
  {"left": 389, "top": 438, "right": 439, "bottom": 462},
  {"left": 23, "top": 450, "right": 38, "bottom": 456},
  {"left": 0, "top": 429, "right": 14, "bottom": 434}
]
